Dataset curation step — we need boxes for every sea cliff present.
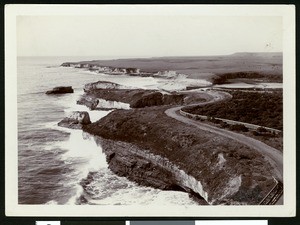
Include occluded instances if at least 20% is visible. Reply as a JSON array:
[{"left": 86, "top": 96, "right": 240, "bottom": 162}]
[{"left": 83, "top": 107, "right": 277, "bottom": 205}]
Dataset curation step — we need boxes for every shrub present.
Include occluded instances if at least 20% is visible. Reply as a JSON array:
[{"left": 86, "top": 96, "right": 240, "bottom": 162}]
[
  {"left": 230, "top": 124, "right": 249, "bottom": 132},
  {"left": 220, "top": 121, "right": 229, "bottom": 128}
]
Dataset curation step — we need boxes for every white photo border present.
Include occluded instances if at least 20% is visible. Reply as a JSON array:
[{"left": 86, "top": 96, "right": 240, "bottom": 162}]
[{"left": 5, "top": 4, "right": 296, "bottom": 217}]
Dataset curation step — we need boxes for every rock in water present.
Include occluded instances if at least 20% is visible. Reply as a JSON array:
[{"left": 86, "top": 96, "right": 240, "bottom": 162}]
[
  {"left": 58, "top": 111, "right": 91, "bottom": 129},
  {"left": 77, "top": 96, "right": 99, "bottom": 110},
  {"left": 90, "top": 99, "right": 99, "bottom": 110},
  {"left": 46, "top": 86, "right": 74, "bottom": 94}
]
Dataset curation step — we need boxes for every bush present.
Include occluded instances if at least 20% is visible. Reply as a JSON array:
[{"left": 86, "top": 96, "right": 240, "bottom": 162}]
[
  {"left": 195, "top": 116, "right": 203, "bottom": 121},
  {"left": 212, "top": 118, "right": 221, "bottom": 124},
  {"left": 230, "top": 124, "right": 249, "bottom": 132},
  {"left": 220, "top": 121, "right": 229, "bottom": 128}
]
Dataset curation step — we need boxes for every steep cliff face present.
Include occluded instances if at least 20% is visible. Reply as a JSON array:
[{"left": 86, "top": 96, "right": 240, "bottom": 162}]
[
  {"left": 83, "top": 107, "right": 277, "bottom": 205},
  {"left": 92, "top": 137, "right": 208, "bottom": 205},
  {"left": 81, "top": 81, "right": 186, "bottom": 109}
]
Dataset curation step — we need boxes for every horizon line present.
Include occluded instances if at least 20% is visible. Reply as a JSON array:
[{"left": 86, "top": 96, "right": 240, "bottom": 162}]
[{"left": 17, "top": 51, "right": 283, "bottom": 58}]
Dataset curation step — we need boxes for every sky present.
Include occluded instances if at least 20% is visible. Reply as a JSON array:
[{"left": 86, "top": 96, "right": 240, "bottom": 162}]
[{"left": 17, "top": 16, "right": 282, "bottom": 57}]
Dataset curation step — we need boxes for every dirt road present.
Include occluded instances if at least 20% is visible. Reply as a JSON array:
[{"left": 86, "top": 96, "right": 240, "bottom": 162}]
[{"left": 165, "top": 90, "right": 283, "bottom": 204}]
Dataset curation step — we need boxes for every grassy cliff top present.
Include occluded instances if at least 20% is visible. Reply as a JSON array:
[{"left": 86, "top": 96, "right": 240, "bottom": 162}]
[{"left": 83, "top": 106, "right": 277, "bottom": 204}]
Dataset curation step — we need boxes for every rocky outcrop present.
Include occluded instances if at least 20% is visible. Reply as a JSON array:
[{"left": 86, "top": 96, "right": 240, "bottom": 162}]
[
  {"left": 77, "top": 96, "right": 99, "bottom": 110},
  {"left": 84, "top": 81, "right": 131, "bottom": 92},
  {"left": 58, "top": 111, "right": 91, "bottom": 129},
  {"left": 77, "top": 95, "right": 130, "bottom": 110},
  {"left": 46, "top": 86, "right": 74, "bottom": 94},
  {"left": 82, "top": 81, "right": 186, "bottom": 108}
]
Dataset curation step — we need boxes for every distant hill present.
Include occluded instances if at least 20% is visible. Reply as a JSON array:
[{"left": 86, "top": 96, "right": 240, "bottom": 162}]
[
  {"left": 230, "top": 52, "right": 282, "bottom": 57},
  {"left": 63, "top": 52, "right": 282, "bottom": 81}
]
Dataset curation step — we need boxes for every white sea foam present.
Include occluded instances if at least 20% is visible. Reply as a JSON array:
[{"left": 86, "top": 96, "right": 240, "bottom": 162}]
[
  {"left": 97, "top": 99, "right": 130, "bottom": 110},
  {"left": 87, "top": 176, "right": 198, "bottom": 206},
  {"left": 63, "top": 103, "right": 113, "bottom": 123},
  {"left": 80, "top": 70, "right": 162, "bottom": 89},
  {"left": 57, "top": 130, "right": 109, "bottom": 204},
  {"left": 78, "top": 167, "right": 198, "bottom": 206},
  {"left": 59, "top": 131, "right": 107, "bottom": 171},
  {"left": 157, "top": 77, "right": 212, "bottom": 91},
  {"left": 44, "top": 121, "right": 72, "bottom": 134},
  {"left": 89, "top": 110, "right": 113, "bottom": 123}
]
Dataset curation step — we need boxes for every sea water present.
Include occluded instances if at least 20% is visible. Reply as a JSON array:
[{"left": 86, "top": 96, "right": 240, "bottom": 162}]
[{"left": 17, "top": 56, "right": 198, "bottom": 205}]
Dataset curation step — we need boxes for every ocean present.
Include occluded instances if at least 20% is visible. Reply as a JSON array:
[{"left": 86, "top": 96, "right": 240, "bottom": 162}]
[{"left": 17, "top": 56, "right": 198, "bottom": 206}]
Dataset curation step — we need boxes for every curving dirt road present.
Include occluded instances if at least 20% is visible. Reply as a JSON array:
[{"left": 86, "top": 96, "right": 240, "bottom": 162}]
[{"left": 165, "top": 90, "right": 283, "bottom": 204}]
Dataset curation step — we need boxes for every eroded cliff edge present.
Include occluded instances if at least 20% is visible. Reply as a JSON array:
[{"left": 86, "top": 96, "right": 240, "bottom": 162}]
[{"left": 83, "top": 106, "right": 277, "bottom": 205}]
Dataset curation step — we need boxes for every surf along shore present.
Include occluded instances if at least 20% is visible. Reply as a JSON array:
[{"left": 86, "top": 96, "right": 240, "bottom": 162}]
[{"left": 60, "top": 53, "right": 283, "bottom": 205}]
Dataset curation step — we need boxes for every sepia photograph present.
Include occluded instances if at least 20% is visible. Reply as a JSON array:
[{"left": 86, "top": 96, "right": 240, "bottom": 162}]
[{"left": 5, "top": 5, "right": 295, "bottom": 217}]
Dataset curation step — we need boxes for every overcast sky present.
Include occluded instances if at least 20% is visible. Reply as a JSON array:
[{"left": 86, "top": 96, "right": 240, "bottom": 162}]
[{"left": 17, "top": 16, "right": 282, "bottom": 57}]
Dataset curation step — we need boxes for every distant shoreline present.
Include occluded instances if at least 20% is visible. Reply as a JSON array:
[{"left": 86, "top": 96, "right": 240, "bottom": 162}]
[{"left": 61, "top": 52, "right": 282, "bottom": 85}]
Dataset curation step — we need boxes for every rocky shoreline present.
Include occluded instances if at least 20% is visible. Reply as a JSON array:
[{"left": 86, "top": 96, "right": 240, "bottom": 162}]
[{"left": 54, "top": 79, "right": 279, "bottom": 205}]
